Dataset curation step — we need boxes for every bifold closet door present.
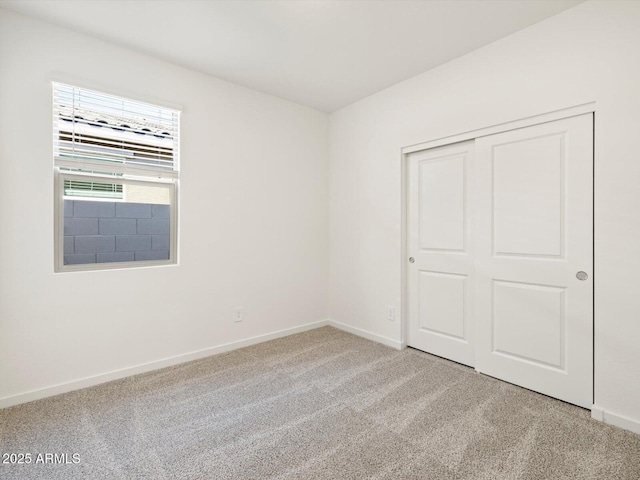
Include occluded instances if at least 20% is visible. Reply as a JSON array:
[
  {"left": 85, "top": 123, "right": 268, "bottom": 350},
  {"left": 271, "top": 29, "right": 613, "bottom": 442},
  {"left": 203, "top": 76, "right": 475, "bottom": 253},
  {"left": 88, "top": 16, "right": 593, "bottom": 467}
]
[
  {"left": 474, "top": 114, "right": 593, "bottom": 408},
  {"left": 407, "top": 141, "right": 475, "bottom": 367}
]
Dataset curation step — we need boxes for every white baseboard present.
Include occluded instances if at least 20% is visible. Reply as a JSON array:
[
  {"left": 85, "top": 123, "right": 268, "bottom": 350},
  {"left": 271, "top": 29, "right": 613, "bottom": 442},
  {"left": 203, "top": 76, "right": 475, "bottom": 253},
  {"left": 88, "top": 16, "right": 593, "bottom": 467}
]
[
  {"left": 328, "top": 319, "right": 404, "bottom": 350},
  {"left": 591, "top": 404, "right": 640, "bottom": 435},
  {"left": 590, "top": 405, "right": 604, "bottom": 422},
  {"left": 0, "top": 319, "right": 329, "bottom": 409}
]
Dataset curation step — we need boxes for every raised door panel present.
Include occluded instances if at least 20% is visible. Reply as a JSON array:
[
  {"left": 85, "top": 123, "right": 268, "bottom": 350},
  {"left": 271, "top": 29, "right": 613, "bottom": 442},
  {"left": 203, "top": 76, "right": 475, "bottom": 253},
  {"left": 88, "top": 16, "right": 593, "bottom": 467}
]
[
  {"left": 419, "top": 154, "right": 465, "bottom": 251},
  {"left": 493, "top": 134, "right": 565, "bottom": 258},
  {"left": 492, "top": 280, "right": 565, "bottom": 370},
  {"left": 419, "top": 271, "right": 467, "bottom": 341}
]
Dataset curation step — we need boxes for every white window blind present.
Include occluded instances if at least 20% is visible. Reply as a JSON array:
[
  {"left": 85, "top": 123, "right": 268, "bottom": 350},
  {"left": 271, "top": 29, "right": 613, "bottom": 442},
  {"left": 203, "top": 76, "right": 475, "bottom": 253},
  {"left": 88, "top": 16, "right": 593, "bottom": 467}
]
[
  {"left": 63, "top": 178, "right": 124, "bottom": 199},
  {"left": 53, "top": 83, "right": 180, "bottom": 178}
]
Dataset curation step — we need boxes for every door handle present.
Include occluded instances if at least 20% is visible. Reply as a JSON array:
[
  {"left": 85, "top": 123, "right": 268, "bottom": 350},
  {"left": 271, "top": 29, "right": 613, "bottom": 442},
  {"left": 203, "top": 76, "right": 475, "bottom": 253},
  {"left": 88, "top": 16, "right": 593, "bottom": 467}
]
[
  {"left": 576, "top": 271, "right": 588, "bottom": 281},
  {"left": 409, "top": 257, "right": 415, "bottom": 263}
]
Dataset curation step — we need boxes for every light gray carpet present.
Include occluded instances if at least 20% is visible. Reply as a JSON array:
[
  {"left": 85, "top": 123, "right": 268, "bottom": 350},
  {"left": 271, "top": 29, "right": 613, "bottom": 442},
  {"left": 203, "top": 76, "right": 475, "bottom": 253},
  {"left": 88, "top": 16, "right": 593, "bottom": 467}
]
[{"left": 1, "top": 326, "right": 639, "bottom": 479}]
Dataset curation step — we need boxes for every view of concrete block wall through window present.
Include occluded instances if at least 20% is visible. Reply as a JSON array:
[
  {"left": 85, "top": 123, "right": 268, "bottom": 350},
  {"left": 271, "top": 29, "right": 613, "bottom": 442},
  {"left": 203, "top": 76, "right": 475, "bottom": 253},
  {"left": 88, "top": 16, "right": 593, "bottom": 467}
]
[{"left": 64, "top": 200, "right": 170, "bottom": 265}]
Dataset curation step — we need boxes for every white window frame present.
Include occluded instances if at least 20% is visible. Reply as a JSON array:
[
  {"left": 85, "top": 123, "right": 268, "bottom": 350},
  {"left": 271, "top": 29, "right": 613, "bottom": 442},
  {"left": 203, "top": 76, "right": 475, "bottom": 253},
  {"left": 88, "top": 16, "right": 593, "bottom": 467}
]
[{"left": 53, "top": 82, "right": 180, "bottom": 272}]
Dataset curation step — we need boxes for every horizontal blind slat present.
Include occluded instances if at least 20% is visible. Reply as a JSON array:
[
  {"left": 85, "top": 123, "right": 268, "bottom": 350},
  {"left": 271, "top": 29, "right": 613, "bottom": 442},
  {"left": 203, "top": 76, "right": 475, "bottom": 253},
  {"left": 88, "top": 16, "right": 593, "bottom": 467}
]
[
  {"left": 55, "top": 157, "right": 179, "bottom": 179},
  {"left": 55, "top": 140, "right": 175, "bottom": 161}
]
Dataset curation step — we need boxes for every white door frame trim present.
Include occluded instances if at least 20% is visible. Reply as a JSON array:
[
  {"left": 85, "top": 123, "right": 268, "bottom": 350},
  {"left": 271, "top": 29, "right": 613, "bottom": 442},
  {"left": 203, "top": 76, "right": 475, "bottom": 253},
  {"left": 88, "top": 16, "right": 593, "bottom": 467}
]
[
  {"left": 402, "top": 102, "right": 596, "bottom": 156},
  {"left": 399, "top": 101, "right": 596, "bottom": 354}
]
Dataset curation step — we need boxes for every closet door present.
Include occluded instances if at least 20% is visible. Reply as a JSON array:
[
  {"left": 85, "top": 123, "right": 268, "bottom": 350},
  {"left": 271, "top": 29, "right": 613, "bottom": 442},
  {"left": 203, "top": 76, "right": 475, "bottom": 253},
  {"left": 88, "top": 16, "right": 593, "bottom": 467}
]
[
  {"left": 407, "top": 141, "right": 475, "bottom": 367},
  {"left": 474, "top": 114, "right": 593, "bottom": 408}
]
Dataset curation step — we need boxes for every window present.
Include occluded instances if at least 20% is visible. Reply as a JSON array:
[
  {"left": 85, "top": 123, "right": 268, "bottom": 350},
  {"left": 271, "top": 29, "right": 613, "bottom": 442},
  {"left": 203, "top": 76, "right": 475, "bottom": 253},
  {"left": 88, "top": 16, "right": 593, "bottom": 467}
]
[{"left": 53, "top": 83, "right": 180, "bottom": 271}]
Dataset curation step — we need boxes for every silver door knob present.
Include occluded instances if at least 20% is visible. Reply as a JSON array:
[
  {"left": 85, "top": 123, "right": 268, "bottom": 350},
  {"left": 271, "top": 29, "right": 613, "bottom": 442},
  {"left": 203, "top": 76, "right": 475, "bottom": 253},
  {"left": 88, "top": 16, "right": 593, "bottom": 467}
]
[
  {"left": 409, "top": 257, "right": 415, "bottom": 263},
  {"left": 576, "top": 271, "right": 588, "bottom": 281}
]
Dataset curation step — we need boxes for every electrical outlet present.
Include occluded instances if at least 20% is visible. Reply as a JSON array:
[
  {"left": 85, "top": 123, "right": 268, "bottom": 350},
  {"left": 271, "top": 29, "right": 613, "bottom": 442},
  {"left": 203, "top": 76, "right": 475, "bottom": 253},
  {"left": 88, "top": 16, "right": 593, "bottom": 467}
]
[
  {"left": 234, "top": 307, "right": 243, "bottom": 323},
  {"left": 387, "top": 306, "right": 395, "bottom": 322}
]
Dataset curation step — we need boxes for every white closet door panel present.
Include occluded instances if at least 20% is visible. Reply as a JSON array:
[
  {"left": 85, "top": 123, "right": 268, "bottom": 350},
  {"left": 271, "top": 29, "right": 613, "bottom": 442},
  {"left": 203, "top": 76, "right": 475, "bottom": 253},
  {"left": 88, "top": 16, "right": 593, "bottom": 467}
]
[
  {"left": 408, "top": 141, "right": 474, "bottom": 367},
  {"left": 474, "top": 114, "right": 593, "bottom": 408}
]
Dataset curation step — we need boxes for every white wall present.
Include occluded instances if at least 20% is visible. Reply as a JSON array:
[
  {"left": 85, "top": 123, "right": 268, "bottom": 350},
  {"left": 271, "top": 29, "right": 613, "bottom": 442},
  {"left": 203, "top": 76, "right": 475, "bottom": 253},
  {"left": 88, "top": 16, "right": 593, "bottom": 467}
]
[
  {"left": 0, "top": 9, "right": 329, "bottom": 405},
  {"left": 329, "top": 0, "right": 640, "bottom": 429}
]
